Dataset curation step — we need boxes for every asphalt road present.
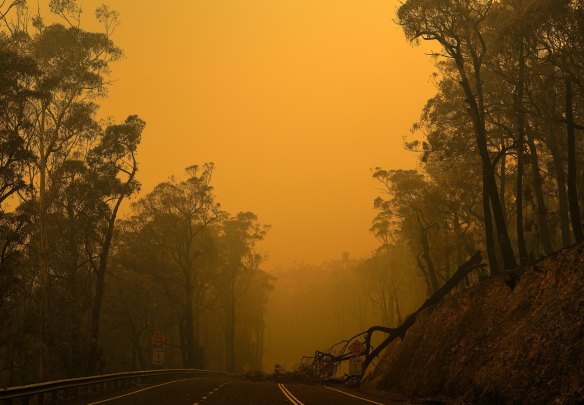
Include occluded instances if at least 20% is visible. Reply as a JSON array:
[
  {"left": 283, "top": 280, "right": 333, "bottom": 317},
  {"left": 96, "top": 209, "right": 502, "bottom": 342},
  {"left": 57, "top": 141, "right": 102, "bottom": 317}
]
[{"left": 84, "top": 376, "right": 389, "bottom": 405}]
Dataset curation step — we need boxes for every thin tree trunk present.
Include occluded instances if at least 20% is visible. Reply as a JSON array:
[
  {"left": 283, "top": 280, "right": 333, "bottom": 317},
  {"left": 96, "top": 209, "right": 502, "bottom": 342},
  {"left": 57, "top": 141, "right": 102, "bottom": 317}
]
[
  {"left": 87, "top": 165, "right": 136, "bottom": 375},
  {"left": 516, "top": 135, "right": 528, "bottom": 262},
  {"left": 227, "top": 276, "right": 236, "bottom": 372},
  {"left": 526, "top": 129, "right": 554, "bottom": 254},
  {"left": 416, "top": 212, "right": 439, "bottom": 293},
  {"left": 415, "top": 255, "right": 433, "bottom": 298},
  {"left": 453, "top": 53, "right": 517, "bottom": 270},
  {"left": 500, "top": 138, "right": 507, "bottom": 216},
  {"left": 184, "top": 290, "right": 196, "bottom": 368},
  {"left": 38, "top": 106, "right": 48, "bottom": 381},
  {"left": 515, "top": 39, "right": 528, "bottom": 263},
  {"left": 483, "top": 181, "right": 500, "bottom": 274},
  {"left": 385, "top": 291, "right": 393, "bottom": 327},
  {"left": 565, "top": 78, "right": 584, "bottom": 242},
  {"left": 549, "top": 132, "right": 572, "bottom": 247},
  {"left": 393, "top": 287, "right": 402, "bottom": 325}
]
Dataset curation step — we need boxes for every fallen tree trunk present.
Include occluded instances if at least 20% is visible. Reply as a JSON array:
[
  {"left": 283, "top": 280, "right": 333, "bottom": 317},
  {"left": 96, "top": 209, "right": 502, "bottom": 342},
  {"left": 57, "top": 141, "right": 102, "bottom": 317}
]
[
  {"left": 362, "top": 252, "right": 484, "bottom": 372},
  {"left": 300, "top": 252, "right": 485, "bottom": 383}
]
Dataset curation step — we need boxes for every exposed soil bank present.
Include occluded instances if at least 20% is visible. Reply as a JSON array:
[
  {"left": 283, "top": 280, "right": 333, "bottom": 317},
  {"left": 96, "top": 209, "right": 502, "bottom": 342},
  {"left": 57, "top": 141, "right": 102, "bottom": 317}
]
[{"left": 364, "top": 245, "right": 584, "bottom": 404}]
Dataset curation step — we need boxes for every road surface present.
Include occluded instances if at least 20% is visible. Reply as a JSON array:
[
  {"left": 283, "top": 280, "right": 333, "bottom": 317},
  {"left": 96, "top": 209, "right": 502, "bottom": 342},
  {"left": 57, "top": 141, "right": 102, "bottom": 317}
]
[{"left": 84, "top": 376, "right": 389, "bottom": 405}]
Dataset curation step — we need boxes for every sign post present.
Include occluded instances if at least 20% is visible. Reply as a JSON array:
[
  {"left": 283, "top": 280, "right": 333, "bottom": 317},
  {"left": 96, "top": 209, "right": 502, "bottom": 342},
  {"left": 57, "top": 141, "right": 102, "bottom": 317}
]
[
  {"left": 151, "top": 330, "right": 167, "bottom": 367},
  {"left": 152, "top": 347, "right": 165, "bottom": 366},
  {"left": 349, "top": 357, "right": 364, "bottom": 376},
  {"left": 347, "top": 340, "right": 366, "bottom": 377}
]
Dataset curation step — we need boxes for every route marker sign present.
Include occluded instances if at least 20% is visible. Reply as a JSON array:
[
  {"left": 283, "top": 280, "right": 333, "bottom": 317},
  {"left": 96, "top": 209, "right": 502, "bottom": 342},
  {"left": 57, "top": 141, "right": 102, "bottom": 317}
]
[
  {"left": 152, "top": 347, "right": 165, "bottom": 366},
  {"left": 348, "top": 340, "right": 365, "bottom": 356},
  {"left": 349, "top": 356, "right": 363, "bottom": 376}
]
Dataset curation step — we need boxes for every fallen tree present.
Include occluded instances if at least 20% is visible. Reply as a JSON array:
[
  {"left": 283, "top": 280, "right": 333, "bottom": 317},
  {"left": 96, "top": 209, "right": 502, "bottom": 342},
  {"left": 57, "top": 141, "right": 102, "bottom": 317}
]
[{"left": 301, "top": 252, "right": 485, "bottom": 383}]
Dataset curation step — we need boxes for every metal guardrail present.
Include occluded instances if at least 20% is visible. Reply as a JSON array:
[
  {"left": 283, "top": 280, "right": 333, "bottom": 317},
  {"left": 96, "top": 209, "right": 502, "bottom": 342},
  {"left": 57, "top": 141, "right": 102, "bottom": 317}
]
[{"left": 0, "top": 368, "right": 234, "bottom": 404}]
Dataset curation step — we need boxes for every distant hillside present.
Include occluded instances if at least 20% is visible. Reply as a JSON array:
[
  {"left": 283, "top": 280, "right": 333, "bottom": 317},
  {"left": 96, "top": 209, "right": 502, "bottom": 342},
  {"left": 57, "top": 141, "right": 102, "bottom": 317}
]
[{"left": 364, "top": 245, "right": 584, "bottom": 404}]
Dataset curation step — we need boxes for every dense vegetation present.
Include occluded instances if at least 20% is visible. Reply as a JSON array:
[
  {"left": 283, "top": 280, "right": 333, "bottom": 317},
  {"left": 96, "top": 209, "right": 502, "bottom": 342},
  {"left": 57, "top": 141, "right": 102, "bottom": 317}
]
[
  {"left": 281, "top": 0, "right": 584, "bottom": 370},
  {"left": 1, "top": 0, "right": 583, "bottom": 391},
  {"left": 370, "top": 0, "right": 584, "bottom": 297},
  {"left": 0, "top": 1, "right": 271, "bottom": 385}
]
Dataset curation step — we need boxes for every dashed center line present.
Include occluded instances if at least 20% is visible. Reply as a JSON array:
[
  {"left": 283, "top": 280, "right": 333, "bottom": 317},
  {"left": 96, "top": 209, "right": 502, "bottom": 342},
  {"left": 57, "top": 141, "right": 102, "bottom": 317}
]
[{"left": 193, "top": 380, "right": 232, "bottom": 405}]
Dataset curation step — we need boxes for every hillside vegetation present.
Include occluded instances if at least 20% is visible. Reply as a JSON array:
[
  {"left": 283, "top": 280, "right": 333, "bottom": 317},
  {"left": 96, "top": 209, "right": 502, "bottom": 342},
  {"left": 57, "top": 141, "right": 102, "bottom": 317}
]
[{"left": 365, "top": 244, "right": 584, "bottom": 404}]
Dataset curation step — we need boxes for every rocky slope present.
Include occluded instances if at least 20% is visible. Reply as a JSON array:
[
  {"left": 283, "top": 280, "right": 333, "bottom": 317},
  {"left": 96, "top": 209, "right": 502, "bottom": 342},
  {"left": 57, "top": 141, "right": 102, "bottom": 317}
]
[{"left": 364, "top": 245, "right": 584, "bottom": 404}]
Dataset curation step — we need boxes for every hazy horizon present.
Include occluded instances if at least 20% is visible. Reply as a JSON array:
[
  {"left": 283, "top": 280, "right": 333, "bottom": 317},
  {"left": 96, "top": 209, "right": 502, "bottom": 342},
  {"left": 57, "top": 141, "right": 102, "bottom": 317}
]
[{"left": 63, "top": 0, "right": 435, "bottom": 267}]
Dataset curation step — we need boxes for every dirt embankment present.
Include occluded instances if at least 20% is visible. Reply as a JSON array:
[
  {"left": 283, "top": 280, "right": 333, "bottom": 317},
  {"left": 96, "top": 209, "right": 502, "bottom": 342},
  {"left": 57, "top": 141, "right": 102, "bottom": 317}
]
[{"left": 365, "top": 245, "right": 584, "bottom": 404}]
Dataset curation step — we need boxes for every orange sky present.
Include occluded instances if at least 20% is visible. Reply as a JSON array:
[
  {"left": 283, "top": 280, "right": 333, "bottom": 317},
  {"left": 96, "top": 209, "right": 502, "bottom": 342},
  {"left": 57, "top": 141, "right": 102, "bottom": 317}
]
[{"left": 68, "top": 0, "right": 435, "bottom": 267}]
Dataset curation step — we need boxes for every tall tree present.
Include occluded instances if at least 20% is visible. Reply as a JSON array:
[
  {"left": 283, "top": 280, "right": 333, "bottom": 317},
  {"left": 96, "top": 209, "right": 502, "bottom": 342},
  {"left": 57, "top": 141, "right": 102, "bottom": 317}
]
[
  {"left": 219, "top": 212, "right": 269, "bottom": 372},
  {"left": 85, "top": 115, "right": 143, "bottom": 375},
  {"left": 122, "top": 164, "right": 221, "bottom": 368},
  {"left": 21, "top": 17, "right": 122, "bottom": 378},
  {"left": 398, "top": 0, "right": 518, "bottom": 270}
]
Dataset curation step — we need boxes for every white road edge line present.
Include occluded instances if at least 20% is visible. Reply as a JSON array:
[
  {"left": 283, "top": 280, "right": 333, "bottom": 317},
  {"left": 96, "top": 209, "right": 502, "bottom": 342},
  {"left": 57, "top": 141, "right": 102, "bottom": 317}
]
[
  {"left": 278, "top": 383, "right": 304, "bottom": 405},
  {"left": 87, "top": 377, "right": 197, "bottom": 405},
  {"left": 324, "top": 386, "right": 385, "bottom": 405}
]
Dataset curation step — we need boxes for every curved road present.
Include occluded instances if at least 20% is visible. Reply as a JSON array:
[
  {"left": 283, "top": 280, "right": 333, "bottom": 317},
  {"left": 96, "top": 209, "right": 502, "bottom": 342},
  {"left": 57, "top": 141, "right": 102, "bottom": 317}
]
[{"left": 84, "top": 376, "right": 389, "bottom": 405}]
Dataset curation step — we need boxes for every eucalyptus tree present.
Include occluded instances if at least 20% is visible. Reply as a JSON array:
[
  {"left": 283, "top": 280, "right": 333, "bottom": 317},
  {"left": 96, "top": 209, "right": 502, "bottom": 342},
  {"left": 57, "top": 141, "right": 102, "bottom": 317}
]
[
  {"left": 398, "top": 0, "right": 518, "bottom": 270},
  {"left": 537, "top": 1, "right": 584, "bottom": 243},
  {"left": 0, "top": 50, "right": 37, "bottom": 207},
  {"left": 0, "top": 0, "right": 147, "bottom": 381},
  {"left": 0, "top": 44, "right": 38, "bottom": 316},
  {"left": 27, "top": 115, "right": 143, "bottom": 377},
  {"left": 84, "top": 116, "right": 143, "bottom": 375},
  {"left": 121, "top": 164, "right": 222, "bottom": 368},
  {"left": 14, "top": 9, "right": 123, "bottom": 377},
  {"left": 373, "top": 169, "right": 448, "bottom": 295},
  {"left": 218, "top": 212, "right": 269, "bottom": 372}
]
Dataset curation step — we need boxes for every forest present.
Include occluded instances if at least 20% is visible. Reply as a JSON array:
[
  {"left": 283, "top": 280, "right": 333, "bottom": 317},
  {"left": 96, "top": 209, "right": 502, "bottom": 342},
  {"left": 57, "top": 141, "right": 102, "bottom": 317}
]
[
  {"left": 383, "top": 0, "right": 584, "bottom": 281},
  {"left": 273, "top": 0, "right": 584, "bottom": 370},
  {"left": 0, "top": 0, "right": 583, "bottom": 398},
  {"left": 0, "top": 1, "right": 272, "bottom": 385},
  {"left": 265, "top": 0, "right": 584, "bottom": 381}
]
